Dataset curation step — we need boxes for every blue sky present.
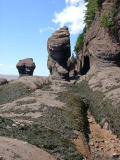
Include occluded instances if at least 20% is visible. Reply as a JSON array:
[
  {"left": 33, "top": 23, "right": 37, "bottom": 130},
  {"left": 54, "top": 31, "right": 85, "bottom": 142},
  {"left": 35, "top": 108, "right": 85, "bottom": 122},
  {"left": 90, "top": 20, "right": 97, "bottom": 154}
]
[{"left": 0, "top": 0, "right": 85, "bottom": 76}]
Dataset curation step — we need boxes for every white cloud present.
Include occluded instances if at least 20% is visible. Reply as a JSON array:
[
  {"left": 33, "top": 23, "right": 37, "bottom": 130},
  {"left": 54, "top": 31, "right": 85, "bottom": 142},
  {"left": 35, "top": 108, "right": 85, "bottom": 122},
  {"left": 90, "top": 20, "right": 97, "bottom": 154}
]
[
  {"left": 40, "top": 26, "right": 55, "bottom": 34},
  {"left": 0, "top": 64, "right": 15, "bottom": 69},
  {"left": 9, "top": 65, "right": 15, "bottom": 69},
  {"left": 52, "top": 0, "right": 85, "bottom": 35},
  {"left": 0, "top": 64, "right": 4, "bottom": 67},
  {"left": 65, "top": 0, "right": 81, "bottom": 5},
  {"left": 40, "top": 29, "right": 43, "bottom": 33},
  {"left": 47, "top": 26, "right": 54, "bottom": 31}
]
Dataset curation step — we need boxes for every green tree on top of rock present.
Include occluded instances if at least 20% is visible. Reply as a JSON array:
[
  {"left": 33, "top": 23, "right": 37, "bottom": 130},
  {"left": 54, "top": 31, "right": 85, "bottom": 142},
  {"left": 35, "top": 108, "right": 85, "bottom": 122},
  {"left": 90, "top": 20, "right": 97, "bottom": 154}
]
[
  {"left": 74, "top": 0, "right": 105, "bottom": 55},
  {"left": 74, "top": 32, "right": 84, "bottom": 54}
]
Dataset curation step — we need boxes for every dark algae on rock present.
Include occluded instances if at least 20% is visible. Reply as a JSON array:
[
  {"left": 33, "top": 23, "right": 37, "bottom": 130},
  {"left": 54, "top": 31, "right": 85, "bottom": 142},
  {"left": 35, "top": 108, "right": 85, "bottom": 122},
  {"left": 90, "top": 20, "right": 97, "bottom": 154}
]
[
  {"left": 0, "top": 116, "right": 83, "bottom": 160},
  {"left": 65, "top": 81, "right": 120, "bottom": 138},
  {"left": 0, "top": 83, "right": 32, "bottom": 105},
  {"left": 0, "top": 88, "right": 92, "bottom": 159}
]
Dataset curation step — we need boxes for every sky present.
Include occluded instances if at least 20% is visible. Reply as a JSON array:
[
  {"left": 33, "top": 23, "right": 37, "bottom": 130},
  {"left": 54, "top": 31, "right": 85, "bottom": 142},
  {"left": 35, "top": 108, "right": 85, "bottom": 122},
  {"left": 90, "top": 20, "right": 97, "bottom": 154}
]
[{"left": 0, "top": 0, "right": 85, "bottom": 76}]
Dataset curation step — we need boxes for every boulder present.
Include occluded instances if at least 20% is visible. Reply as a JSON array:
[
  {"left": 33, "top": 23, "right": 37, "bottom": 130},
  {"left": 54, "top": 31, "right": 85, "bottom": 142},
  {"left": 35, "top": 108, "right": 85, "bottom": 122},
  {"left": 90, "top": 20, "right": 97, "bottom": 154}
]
[
  {"left": 47, "top": 26, "right": 71, "bottom": 80},
  {"left": 16, "top": 58, "right": 36, "bottom": 77},
  {"left": 0, "top": 78, "right": 8, "bottom": 85}
]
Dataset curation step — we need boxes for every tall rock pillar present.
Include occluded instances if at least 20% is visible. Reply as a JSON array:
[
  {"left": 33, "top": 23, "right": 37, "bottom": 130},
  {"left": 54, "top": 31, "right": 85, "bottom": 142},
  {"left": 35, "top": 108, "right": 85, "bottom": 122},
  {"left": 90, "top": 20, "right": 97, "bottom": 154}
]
[{"left": 47, "top": 26, "right": 71, "bottom": 80}]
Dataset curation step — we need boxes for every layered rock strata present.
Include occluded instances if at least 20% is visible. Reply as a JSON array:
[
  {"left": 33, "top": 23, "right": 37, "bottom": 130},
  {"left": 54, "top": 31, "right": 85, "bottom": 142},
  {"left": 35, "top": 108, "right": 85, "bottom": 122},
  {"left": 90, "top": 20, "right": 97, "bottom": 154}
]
[
  {"left": 47, "top": 26, "right": 71, "bottom": 80},
  {"left": 77, "top": 0, "right": 120, "bottom": 99},
  {"left": 16, "top": 58, "right": 36, "bottom": 77},
  {"left": 76, "top": 0, "right": 120, "bottom": 77}
]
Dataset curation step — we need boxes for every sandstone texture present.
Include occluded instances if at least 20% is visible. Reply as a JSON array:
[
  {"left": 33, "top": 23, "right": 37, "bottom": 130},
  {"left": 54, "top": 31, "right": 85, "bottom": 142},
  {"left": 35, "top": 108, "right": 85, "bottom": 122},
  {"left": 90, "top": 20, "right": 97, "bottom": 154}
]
[
  {"left": 16, "top": 58, "right": 36, "bottom": 77},
  {"left": 47, "top": 26, "right": 71, "bottom": 80},
  {"left": 0, "top": 78, "right": 8, "bottom": 85}
]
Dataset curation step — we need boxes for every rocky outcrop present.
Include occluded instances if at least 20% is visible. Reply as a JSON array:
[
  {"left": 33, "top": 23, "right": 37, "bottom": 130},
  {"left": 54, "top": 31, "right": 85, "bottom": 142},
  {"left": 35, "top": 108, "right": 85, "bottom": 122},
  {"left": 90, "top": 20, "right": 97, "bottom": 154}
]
[
  {"left": 16, "top": 58, "right": 36, "bottom": 77},
  {"left": 0, "top": 78, "right": 8, "bottom": 85},
  {"left": 47, "top": 26, "right": 71, "bottom": 80},
  {"left": 83, "top": 3, "right": 120, "bottom": 71},
  {"left": 77, "top": 0, "right": 120, "bottom": 103},
  {"left": 76, "top": 0, "right": 120, "bottom": 137},
  {"left": 77, "top": 0, "right": 120, "bottom": 76}
]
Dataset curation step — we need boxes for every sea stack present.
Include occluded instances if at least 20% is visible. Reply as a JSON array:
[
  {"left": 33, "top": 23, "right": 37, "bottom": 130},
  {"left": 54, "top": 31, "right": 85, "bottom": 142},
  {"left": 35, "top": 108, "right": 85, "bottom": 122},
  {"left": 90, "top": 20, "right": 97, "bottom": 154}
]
[
  {"left": 16, "top": 58, "right": 36, "bottom": 77},
  {"left": 47, "top": 26, "right": 71, "bottom": 80}
]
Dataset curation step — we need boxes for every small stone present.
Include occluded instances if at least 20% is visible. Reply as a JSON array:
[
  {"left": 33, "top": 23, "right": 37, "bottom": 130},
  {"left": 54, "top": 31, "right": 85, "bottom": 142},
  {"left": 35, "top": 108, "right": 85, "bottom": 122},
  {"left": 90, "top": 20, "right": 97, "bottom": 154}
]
[
  {"left": 20, "top": 124, "right": 25, "bottom": 127},
  {"left": 12, "top": 124, "right": 17, "bottom": 127},
  {"left": 103, "top": 122, "right": 109, "bottom": 130},
  {"left": 88, "top": 119, "right": 93, "bottom": 123},
  {"left": 89, "top": 141, "right": 94, "bottom": 146},
  {"left": 6, "top": 125, "right": 11, "bottom": 129},
  {"left": 15, "top": 121, "right": 20, "bottom": 125},
  {"left": 112, "top": 153, "right": 120, "bottom": 158},
  {"left": 0, "top": 156, "right": 4, "bottom": 160},
  {"left": 95, "top": 143, "right": 99, "bottom": 148},
  {"left": 100, "top": 147, "right": 104, "bottom": 150}
]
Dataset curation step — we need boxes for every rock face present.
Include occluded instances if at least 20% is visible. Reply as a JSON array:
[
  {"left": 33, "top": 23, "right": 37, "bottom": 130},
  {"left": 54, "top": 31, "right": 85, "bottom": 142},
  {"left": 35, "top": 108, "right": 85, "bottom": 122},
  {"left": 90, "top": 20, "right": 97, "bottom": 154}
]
[
  {"left": 16, "top": 58, "right": 36, "bottom": 77},
  {"left": 77, "top": 0, "right": 120, "bottom": 105},
  {"left": 0, "top": 78, "right": 8, "bottom": 85},
  {"left": 76, "top": 0, "right": 120, "bottom": 136},
  {"left": 83, "top": 3, "right": 120, "bottom": 72},
  {"left": 76, "top": 0, "right": 120, "bottom": 75},
  {"left": 47, "top": 26, "right": 71, "bottom": 80}
]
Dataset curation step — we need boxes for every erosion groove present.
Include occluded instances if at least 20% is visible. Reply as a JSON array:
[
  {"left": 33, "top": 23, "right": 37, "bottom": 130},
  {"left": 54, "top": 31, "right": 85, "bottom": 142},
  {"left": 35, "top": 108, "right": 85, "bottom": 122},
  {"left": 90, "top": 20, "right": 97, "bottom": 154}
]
[{"left": 64, "top": 81, "right": 120, "bottom": 138}]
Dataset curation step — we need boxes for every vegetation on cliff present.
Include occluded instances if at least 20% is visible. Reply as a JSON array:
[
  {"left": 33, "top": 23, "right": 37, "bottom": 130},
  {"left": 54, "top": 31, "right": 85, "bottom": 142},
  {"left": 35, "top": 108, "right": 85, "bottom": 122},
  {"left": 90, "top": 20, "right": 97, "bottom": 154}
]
[
  {"left": 75, "top": 0, "right": 120, "bottom": 54},
  {"left": 74, "top": 32, "right": 85, "bottom": 54},
  {"left": 0, "top": 83, "right": 32, "bottom": 105},
  {"left": 74, "top": 0, "right": 105, "bottom": 54},
  {"left": 76, "top": 0, "right": 120, "bottom": 54},
  {"left": 100, "top": 2, "right": 120, "bottom": 29},
  {"left": 84, "top": 0, "right": 104, "bottom": 29}
]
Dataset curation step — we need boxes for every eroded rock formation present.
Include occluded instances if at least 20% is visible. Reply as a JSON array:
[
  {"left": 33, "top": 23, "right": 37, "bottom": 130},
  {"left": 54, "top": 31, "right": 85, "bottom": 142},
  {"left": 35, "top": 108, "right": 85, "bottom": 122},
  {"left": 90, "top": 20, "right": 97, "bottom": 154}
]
[
  {"left": 84, "top": 4, "right": 120, "bottom": 72},
  {"left": 0, "top": 78, "right": 8, "bottom": 85},
  {"left": 47, "top": 26, "right": 71, "bottom": 80},
  {"left": 76, "top": 0, "right": 120, "bottom": 137},
  {"left": 77, "top": 0, "right": 120, "bottom": 94},
  {"left": 16, "top": 58, "right": 36, "bottom": 77},
  {"left": 76, "top": 0, "right": 120, "bottom": 78}
]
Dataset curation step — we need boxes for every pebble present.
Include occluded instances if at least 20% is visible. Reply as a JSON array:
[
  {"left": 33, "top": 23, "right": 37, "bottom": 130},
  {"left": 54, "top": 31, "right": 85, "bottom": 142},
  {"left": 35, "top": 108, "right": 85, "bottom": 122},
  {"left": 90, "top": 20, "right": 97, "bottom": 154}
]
[
  {"left": 15, "top": 121, "right": 20, "bottom": 125},
  {"left": 112, "top": 153, "right": 120, "bottom": 158},
  {"left": 89, "top": 141, "right": 94, "bottom": 146},
  {"left": 6, "top": 125, "right": 11, "bottom": 129},
  {"left": 20, "top": 123, "right": 25, "bottom": 127},
  {"left": 0, "top": 156, "right": 4, "bottom": 160},
  {"left": 12, "top": 124, "right": 17, "bottom": 127},
  {"left": 88, "top": 119, "right": 93, "bottom": 123}
]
